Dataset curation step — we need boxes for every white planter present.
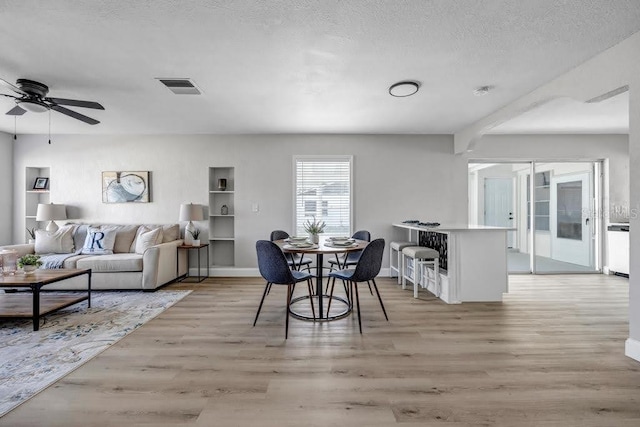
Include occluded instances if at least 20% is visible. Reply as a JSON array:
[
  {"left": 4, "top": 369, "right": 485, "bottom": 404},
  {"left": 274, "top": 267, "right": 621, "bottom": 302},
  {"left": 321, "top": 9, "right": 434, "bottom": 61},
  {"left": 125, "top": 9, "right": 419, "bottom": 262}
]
[
  {"left": 23, "top": 265, "right": 37, "bottom": 275},
  {"left": 192, "top": 240, "right": 201, "bottom": 246}
]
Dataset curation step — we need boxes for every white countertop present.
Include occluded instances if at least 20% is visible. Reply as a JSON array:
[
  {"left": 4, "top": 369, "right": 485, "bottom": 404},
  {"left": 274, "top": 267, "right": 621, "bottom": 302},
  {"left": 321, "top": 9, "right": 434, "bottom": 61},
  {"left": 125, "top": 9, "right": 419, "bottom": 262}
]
[{"left": 393, "top": 223, "right": 515, "bottom": 232}]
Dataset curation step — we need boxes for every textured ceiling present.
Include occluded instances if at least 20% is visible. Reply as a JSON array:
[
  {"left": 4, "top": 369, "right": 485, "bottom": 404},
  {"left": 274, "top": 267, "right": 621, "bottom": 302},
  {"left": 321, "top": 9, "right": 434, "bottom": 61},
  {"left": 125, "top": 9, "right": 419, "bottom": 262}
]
[{"left": 0, "top": 0, "right": 639, "bottom": 135}]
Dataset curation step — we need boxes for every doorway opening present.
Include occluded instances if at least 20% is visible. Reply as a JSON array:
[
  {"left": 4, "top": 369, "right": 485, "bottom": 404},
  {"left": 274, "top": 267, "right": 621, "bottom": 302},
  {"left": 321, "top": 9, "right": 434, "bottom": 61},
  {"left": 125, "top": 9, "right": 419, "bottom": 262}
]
[{"left": 468, "top": 161, "right": 602, "bottom": 274}]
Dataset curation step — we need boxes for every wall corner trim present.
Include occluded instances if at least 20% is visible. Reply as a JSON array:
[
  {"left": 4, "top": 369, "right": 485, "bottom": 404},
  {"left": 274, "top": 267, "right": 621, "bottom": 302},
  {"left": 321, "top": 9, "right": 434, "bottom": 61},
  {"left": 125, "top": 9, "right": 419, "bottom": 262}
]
[{"left": 625, "top": 338, "right": 640, "bottom": 363}]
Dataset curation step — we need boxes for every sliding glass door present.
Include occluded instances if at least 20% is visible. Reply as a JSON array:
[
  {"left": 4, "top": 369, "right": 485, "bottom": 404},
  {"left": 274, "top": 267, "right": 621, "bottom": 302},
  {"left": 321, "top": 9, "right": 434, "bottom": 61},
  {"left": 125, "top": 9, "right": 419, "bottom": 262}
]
[{"left": 468, "top": 161, "right": 601, "bottom": 274}]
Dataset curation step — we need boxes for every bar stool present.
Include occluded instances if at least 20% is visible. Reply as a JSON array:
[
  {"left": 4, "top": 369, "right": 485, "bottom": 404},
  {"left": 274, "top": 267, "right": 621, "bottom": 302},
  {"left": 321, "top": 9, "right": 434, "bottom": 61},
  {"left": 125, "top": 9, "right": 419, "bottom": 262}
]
[
  {"left": 401, "top": 246, "right": 439, "bottom": 298},
  {"left": 389, "top": 241, "right": 414, "bottom": 284}
]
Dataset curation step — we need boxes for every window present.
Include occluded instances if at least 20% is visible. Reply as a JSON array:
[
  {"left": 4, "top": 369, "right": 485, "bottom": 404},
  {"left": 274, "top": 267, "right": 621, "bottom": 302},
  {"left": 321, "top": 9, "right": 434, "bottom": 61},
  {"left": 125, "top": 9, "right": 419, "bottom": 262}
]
[{"left": 294, "top": 156, "right": 352, "bottom": 236}]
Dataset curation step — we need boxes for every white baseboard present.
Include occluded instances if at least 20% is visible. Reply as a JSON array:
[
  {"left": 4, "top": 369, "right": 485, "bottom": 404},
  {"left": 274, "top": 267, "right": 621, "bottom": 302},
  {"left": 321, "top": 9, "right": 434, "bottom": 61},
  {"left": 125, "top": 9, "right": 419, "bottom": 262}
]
[
  {"left": 625, "top": 338, "right": 640, "bottom": 363},
  {"left": 207, "top": 268, "right": 259, "bottom": 277},
  {"left": 192, "top": 268, "right": 394, "bottom": 278}
]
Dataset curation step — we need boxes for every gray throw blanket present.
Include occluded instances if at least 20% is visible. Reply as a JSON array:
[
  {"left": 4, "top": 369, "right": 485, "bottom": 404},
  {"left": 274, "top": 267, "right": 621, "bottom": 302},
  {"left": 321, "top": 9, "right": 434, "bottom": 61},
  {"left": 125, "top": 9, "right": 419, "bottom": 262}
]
[
  {"left": 38, "top": 224, "right": 89, "bottom": 269},
  {"left": 39, "top": 250, "right": 82, "bottom": 269}
]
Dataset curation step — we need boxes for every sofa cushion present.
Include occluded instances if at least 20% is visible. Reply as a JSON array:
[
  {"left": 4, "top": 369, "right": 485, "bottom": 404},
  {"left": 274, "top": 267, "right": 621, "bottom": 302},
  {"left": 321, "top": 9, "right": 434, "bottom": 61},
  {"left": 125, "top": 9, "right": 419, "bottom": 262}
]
[
  {"left": 111, "top": 225, "right": 140, "bottom": 253},
  {"left": 62, "top": 254, "right": 92, "bottom": 269},
  {"left": 81, "top": 227, "right": 118, "bottom": 255},
  {"left": 161, "top": 224, "right": 180, "bottom": 243},
  {"left": 130, "top": 226, "right": 163, "bottom": 252},
  {"left": 135, "top": 227, "right": 163, "bottom": 254},
  {"left": 76, "top": 253, "right": 143, "bottom": 272},
  {"left": 34, "top": 225, "right": 76, "bottom": 254}
]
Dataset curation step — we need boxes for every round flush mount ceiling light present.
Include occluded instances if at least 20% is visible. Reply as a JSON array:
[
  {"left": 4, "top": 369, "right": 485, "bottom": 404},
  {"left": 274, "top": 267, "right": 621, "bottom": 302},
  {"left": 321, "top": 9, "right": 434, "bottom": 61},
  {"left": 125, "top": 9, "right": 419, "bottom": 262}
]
[{"left": 389, "top": 81, "right": 420, "bottom": 97}]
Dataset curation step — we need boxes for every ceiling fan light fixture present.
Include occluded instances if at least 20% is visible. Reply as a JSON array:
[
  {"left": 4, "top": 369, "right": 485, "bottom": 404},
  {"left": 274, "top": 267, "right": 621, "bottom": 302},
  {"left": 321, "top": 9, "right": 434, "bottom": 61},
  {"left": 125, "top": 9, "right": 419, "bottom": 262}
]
[
  {"left": 18, "top": 99, "right": 49, "bottom": 113},
  {"left": 389, "top": 81, "right": 420, "bottom": 97}
]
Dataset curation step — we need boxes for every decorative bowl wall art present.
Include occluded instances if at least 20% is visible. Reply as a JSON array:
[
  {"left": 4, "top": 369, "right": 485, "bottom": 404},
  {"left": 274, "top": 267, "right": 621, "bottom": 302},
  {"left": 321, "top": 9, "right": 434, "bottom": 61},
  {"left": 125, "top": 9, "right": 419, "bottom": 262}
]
[{"left": 102, "top": 171, "right": 150, "bottom": 203}]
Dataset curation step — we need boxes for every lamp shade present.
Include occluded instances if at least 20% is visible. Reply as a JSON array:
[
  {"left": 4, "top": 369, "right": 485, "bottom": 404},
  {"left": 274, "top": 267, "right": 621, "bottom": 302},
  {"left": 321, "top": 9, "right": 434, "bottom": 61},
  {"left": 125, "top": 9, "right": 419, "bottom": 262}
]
[
  {"left": 179, "top": 203, "right": 203, "bottom": 222},
  {"left": 36, "top": 203, "right": 67, "bottom": 221}
]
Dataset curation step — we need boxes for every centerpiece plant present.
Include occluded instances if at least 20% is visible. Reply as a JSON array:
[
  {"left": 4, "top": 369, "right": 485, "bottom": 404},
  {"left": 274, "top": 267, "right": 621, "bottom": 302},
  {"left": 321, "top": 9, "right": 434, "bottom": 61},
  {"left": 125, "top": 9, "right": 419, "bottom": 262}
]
[
  {"left": 303, "top": 216, "right": 326, "bottom": 244},
  {"left": 17, "top": 254, "right": 42, "bottom": 274}
]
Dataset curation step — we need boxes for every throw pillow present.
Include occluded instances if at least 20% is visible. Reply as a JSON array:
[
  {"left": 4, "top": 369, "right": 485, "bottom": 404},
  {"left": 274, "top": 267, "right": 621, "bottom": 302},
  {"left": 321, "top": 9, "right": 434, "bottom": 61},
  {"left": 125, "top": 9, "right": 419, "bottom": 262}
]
[
  {"left": 112, "top": 225, "right": 140, "bottom": 253},
  {"left": 81, "top": 227, "right": 117, "bottom": 255},
  {"left": 34, "top": 225, "right": 76, "bottom": 254},
  {"left": 130, "top": 226, "right": 163, "bottom": 252},
  {"left": 135, "top": 227, "right": 163, "bottom": 254},
  {"left": 162, "top": 224, "right": 180, "bottom": 243}
]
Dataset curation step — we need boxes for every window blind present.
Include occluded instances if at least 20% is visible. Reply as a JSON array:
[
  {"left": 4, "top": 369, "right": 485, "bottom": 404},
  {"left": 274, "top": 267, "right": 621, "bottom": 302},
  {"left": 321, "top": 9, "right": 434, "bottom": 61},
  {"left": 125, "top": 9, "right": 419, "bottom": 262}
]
[{"left": 294, "top": 157, "right": 352, "bottom": 236}]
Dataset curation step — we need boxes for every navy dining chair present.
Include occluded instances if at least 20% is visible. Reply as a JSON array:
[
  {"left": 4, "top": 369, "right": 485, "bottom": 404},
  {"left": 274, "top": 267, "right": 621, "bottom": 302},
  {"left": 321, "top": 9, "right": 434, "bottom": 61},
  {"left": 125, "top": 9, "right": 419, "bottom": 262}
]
[
  {"left": 326, "top": 238, "right": 388, "bottom": 333},
  {"left": 270, "top": 230, "right": 313, "bottom": 272},
  {"left": 254, "top": 240, "right": 316, "bottom": 339}
]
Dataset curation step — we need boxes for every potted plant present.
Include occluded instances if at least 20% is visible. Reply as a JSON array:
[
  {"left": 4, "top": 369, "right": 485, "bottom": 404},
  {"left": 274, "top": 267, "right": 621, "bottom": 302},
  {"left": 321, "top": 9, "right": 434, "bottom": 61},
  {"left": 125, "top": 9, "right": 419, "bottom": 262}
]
[
  {"left": 189, "top": 228, "right": 201, "bottom": 246},
  {"left": 26, "top": 227, "right": 36, "bottom": 244},
  {"left": 17, "top": 254, "right": 42, "bottom": 275},
  {"left": 303, "top": 216, "right": 326, "bottom": 244}
]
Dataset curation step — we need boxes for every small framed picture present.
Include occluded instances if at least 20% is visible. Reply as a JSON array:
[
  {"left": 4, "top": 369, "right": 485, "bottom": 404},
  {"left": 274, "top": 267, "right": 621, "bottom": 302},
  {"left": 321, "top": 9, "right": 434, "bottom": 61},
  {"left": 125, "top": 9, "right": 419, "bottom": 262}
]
[{"left": 33, "top": 177, "right": 49, "bottom": 190}]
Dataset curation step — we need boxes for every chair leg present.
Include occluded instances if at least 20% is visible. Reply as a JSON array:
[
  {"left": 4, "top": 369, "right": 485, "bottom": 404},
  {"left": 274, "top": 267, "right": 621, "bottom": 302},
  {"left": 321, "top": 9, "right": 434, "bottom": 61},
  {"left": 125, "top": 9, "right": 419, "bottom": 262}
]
[
  {"left": 397, "top": 249, "right": 403, "bottom": 285},
  {"left": 266, "top": 282, "right": 272, "bottom": 295},
  {"left": 353, "top": 281, "right": 362, "bottom": 334},
  {"left": 414, "top": 261, "right": 421, "bottom": 298},
  {"left": 326, "top": 277, "right": 336, "bottom": 317},
  {"left": 389, "top": 246, "right": 394, "bottom": 278},
  {"left": 285, "top": 284, "right": 292, "bottom": 339},
  {"left": 401, "top": 253, "right": 406, "bottom": 289},
  {"left": 307, "top": 279, "right": 316, "bottom": 320},
  {"left": 371, "top": 278, "right": 389, "bottom": 321},
  {"left": 253, "top": 282, "right": 270, "bottom": 326},
  {"left": 434, "top": 258, "right": 440, "bottom": 297},
  {"left": 366, "top": 280, "right": 373, "bottom": 295}
]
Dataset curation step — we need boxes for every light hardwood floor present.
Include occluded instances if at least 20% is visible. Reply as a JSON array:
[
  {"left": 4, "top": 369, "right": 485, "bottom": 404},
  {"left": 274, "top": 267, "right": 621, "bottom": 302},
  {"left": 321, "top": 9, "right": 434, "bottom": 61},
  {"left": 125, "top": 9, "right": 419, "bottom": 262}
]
[{"left": 2, "top": 275, "right": 640, "bottom": 426}]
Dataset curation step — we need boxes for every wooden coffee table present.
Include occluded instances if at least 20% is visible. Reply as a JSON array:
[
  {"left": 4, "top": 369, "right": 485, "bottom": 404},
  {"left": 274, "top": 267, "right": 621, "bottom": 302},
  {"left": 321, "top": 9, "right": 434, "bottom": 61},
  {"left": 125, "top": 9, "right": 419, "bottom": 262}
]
[{"left": 0, "top": 268, "right": 92, "bottom": 331}]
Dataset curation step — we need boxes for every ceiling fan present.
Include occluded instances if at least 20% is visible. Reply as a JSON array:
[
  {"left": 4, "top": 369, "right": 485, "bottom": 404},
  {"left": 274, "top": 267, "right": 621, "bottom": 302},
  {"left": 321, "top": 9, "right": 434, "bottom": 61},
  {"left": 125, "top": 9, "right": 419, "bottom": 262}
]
[{"left": 0, "top": 78, "right": 104, "bottom": 125}]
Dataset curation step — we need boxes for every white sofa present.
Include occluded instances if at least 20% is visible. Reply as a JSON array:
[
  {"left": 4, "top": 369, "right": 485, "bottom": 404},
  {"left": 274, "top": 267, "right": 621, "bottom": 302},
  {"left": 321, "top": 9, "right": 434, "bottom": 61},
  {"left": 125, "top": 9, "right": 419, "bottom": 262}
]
[{"left": 0, "top": 223, "right": 188, "bottom": 291}]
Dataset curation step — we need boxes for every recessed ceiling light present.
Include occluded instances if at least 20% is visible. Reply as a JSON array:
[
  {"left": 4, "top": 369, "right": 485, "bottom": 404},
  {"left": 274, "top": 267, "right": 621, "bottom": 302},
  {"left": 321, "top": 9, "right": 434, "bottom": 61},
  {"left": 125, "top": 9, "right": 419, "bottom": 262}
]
[
  {"left": 389, "top": 81, "right": 420, "bottom": 97},
  {"left": 473, "top": 86, "right": 493, "bottom": 96}
]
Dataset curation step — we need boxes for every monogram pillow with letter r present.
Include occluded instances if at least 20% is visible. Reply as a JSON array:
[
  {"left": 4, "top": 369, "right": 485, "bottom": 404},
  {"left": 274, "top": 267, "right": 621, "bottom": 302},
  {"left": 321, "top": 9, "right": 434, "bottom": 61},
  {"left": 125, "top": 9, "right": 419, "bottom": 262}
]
[{"left": 81, "top": 227, "right": 117, "bottom": 255}]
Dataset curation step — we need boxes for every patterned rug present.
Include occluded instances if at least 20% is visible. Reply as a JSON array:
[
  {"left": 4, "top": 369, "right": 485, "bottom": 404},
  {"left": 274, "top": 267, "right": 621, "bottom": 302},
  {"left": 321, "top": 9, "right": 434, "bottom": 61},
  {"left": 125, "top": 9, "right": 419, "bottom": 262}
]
[{"left": 0, "top": 289, "right": 191, "bottom": 417}]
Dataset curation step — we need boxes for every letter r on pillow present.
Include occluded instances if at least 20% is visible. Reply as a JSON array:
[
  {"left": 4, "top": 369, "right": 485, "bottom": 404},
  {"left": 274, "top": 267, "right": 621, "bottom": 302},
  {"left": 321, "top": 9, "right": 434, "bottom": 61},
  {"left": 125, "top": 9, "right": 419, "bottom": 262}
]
[{"left": 91, "top": 232, "right": 105, "bottom": 250}]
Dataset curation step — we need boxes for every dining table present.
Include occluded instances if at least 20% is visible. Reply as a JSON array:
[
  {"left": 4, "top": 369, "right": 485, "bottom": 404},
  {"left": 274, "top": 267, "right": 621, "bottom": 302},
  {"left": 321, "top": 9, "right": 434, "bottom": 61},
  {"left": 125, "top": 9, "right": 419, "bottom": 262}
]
[{"left": 277, "top": 236, "right": 369, "bottom": 321}]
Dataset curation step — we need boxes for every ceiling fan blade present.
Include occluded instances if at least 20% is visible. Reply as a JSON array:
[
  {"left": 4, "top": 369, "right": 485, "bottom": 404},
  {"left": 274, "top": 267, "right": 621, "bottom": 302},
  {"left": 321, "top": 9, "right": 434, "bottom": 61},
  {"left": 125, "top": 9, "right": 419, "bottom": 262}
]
[
  {"left": 0, "top": 78, "right": 28, "bottom": 96},
  {"left": 6, "top": 105, "right": 27, "bottom": 115},
  {"left": 51, "top": 104, "right": 100, "bottom": 125},
  {"left": 46, "top": 97, "right": 104, "bottom": 110}
]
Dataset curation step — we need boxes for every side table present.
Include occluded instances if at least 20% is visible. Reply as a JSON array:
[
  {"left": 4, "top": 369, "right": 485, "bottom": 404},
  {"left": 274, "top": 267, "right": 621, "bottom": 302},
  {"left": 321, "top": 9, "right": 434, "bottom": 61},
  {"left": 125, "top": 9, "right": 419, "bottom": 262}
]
[{"left": 177, "top": 244, "right": 209, "bottom": 283}]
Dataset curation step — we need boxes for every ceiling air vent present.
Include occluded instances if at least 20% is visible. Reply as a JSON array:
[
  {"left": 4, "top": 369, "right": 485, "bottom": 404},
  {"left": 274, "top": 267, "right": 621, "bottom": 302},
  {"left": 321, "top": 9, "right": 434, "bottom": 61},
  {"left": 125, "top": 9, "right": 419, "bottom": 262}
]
[{"left": 156, "top": 78, "right": 202, "bottom": 95}]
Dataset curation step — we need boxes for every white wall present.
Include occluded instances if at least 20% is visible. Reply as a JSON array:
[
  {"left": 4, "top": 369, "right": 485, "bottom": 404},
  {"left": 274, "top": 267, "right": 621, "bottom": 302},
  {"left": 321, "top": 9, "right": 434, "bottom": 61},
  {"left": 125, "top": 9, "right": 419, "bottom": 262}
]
[
  {"left": 10, "top": 133, "right": 466, "bottom": 268},
  {"left": 629, "top": 82, "right": 640, "bottom": 359},
  {"left": 0, "top": 132, "right": 13, "bottom": 245}
]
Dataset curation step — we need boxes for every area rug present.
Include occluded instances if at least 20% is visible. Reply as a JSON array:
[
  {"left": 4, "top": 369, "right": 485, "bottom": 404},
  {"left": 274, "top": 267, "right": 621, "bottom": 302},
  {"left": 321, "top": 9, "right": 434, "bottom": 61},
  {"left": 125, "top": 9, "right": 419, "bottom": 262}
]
[{"left": 0, "top": 290, "right": 191, "bottom": 417}]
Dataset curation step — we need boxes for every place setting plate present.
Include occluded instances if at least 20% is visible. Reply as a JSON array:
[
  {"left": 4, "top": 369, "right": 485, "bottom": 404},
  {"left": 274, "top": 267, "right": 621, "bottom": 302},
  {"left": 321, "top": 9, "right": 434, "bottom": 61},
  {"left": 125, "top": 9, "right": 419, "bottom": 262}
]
[
  {"left": 324, "top": 237, "right": 357, "bottom": 248},
  {"left": 283, "top": 241, "right": 318, "bottom": 249}
]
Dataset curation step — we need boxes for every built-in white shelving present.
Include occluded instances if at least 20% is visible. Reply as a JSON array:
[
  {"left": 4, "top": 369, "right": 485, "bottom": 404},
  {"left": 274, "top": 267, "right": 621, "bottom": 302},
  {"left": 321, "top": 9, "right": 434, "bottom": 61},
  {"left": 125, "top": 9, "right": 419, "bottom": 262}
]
[
  {"left": 25, "top": 167, "right": 50, "bottom": 242},
  {"left": 208, "top": 167, "right": 235, "bottom": 267}
]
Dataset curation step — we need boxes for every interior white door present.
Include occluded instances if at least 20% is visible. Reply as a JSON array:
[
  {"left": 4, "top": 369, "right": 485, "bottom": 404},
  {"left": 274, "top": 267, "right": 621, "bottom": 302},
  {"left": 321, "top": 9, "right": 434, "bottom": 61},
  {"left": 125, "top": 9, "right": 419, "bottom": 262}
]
[
  {"left": 550, "top": 172, "right": 593, "bottom": 266},
  {"left": 484, "top": 177, "right": 515, "bottom": 247}
]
